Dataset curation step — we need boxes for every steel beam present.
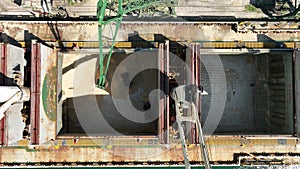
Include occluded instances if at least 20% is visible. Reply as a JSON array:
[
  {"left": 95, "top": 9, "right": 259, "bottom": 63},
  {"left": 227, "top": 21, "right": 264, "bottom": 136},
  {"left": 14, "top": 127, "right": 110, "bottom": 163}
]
[
  {"left": 158, "top": 43, "right": 165, "bottom": 144},
  {"left": 0, "top": 43, "right": 7, "bottom": 84},
  {"left": 189, "top": 44, "right": 196, "bottom": 143},
  {"left": 158, "top": 41, "right": 170, "bottom": 144},
  {"left": 0, "top": 43, "right": 7, "bottom": 145},
  {"left": 30, "top": 40, "right": 41, "bottom": 145},
  {"left": 29, "top": 40, "right": 59, "bottom": 145},
  {"left": 165, "top": 41, "right": 170, "bottom": 144},
  {"left": 189, "top": 44, "right": 201, "bottom": 143}
]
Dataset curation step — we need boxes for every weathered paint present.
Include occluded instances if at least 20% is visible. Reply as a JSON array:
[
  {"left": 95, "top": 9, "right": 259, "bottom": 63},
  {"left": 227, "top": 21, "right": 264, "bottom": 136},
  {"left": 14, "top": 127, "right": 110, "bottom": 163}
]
[
  {"left": 268, "top": 51, "right": 293, "bottom": 134},
  {"left": 30, "top": 40, "right": 41, "bottom": 144},
  {"left": 158, "top": 43, "right": 164, "bottom": 143},
  {"left": 31, "top": 41, "right": 58, "bottom": 145},
  {"left": 0, "top": 43, "right": 26, "bottom": 146},
  {"left": 295, "top": 49, "right": 300, "bottom": 136},
  {"left": 1, "top": 21, "right": 300, "bottom": 43},
  {"left": 165, "top": 41, "right": 170, "bottom": 144},
  {"left": 0, "top": 43, "right": 7, "bottom": 84},
  {"left": 40, "top": 43, "right": 58, "bottom": 142},
  {"left": 189, "top": 44, "right": 201, "bottom": 143},
  {"left": 158, "top": 42, "right": 170, "bottom": 144},
  {"left": 0, "top": 60, "right": 7, "bottom": 146},
  {"left": 0, "top": 136, "right": 298, "bottom": 163},
  {"left": 56, "top": 52, "right": 63, "bottom": 135},
  {"left": 0, "top": 43, "right": 7, "bottom": 145}
]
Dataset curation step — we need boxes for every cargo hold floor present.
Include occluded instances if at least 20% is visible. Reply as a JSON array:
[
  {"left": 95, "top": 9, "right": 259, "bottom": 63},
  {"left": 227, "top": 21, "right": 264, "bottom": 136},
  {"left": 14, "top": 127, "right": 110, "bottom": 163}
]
[{"left": 201, "top": 52, "right": 293, "bottom": 135}]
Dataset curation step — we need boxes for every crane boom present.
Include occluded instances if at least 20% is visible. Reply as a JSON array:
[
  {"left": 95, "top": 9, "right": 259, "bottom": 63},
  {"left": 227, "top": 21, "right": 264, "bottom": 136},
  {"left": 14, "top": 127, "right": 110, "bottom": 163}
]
[{"left": 97, "top": 0, "right": 176, "bottom": 88}]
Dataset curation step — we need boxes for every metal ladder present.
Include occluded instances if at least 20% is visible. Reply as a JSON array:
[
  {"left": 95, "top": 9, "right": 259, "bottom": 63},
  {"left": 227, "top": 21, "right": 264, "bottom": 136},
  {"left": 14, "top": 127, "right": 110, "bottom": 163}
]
[{"left": 171, "top": 84, "right": 211, "bottom": 169}]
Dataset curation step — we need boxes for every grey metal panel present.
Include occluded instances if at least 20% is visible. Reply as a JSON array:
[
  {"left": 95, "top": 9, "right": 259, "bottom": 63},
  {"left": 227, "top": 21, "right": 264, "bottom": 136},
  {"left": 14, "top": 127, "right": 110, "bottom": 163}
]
[
  {"left": 200, "top": 51, "right": 293, "bottom": 135},
  {"left": 158, "top": 43, "right": 165, "bottom": 143},
  {"left": 0, "top": 43, "right": 26, "bottom": 145},
  {"left": 255, "top": 53, "right": 269, "bottom": 132},
  {"left": 295, "top": 50, "right": 300, "bottom": 136},
  {"left": 6, "top": 45, "right": 26, "bottom": 86},
  {"left": 5, "top": 103, "right": 25, "bottom": 145},
  {"left": 5, "top": 44, "right": 26, "bottom": 145},
  {"left": 201, "top": 54, "right": 256, "bottom": 133}
]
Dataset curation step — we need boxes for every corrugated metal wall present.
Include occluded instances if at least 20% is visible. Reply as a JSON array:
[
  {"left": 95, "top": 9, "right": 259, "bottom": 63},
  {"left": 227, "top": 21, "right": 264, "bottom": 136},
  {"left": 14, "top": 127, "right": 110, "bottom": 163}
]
[{"left": 267, "top": 51, "right": 293, "bottom": 134}]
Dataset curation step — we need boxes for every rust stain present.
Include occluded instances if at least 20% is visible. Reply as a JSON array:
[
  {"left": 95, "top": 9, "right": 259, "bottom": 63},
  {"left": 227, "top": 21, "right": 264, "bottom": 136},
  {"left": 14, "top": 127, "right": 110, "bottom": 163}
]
[
  {"left": 0, "top": 24, "right": 4, "bottom": 33},
  {"left": 0, "top": 138, "right": 298, "bottom": 163},
  {"left": 78, "top": 34, "right": 85, "bottom": 41},
  {"left": 0, "top": 22, "right": 297, "bottom": 42},
  {"left": 6, "top": 26, "right": 22, "bottom": 39}
]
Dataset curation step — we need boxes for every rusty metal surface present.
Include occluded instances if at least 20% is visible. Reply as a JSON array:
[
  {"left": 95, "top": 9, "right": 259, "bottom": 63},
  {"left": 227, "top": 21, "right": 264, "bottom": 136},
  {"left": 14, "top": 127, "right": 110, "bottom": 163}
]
[
  {"left": 0, "top": 136, "right": 298, "bottom": 163},
  {"left": 0, "top": 20, "right": 299, "bottom": 163},
  {"left": 39, "top": 43, "right": 58, "bottom": 143},
  {"left": 0, "top": 117, "right": 4, "bottom": 145},
  {"left": 30, "top": 40, "right": 40, "bottom": 144},
  {"left": 0, "top": 43, "right": 6, "bottom": 145},
  {"left": 165, "top": 41, "right": 170, "bottom": 144},
  {"left": 189, "top": 44, "right": 201, "bottom": 144},
  {"left": 31, "top": 41, "right": 58, "bottom": 145},
  {"left": 0, "top": 43, "right": 7, "bottom": 84},
  {"left": 158, "top": 42, "right": 170, "bottom": 144},
  {"left": 158, "top": 43, "right": 164, "bottom": 143},
  {"left": 295, "top": 50, "right": 300, "bottom": 137},
  {"left": 176, "top": 0, "right": 265, "bottom": 18},
  {"left": 56, "top": 52, "right": 63, "bottom": 135},
  {"left": 0, "top": 43, "right": 26, "bottom": 146},
  {"left": 1, "top": 0, "right": 293, "bottom": 18},
  {"left": 1, "top": 21, "right": 300, "bottom": 43},
  {"left": 5, "top": 44, "right": 26, "bottom": 146}
]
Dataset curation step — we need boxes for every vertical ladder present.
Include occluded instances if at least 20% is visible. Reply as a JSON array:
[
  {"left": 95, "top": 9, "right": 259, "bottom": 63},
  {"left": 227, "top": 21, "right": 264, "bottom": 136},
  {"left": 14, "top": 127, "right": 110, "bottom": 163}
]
[{"left": 171, "top": 84, "right": 211, "bottom": 169}]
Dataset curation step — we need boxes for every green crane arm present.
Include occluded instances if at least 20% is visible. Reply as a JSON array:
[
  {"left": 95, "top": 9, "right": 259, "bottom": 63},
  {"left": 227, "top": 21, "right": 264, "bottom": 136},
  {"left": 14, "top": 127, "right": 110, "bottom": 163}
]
[{"left": 97, "top": 0, "right": 176, "bottom": 88}]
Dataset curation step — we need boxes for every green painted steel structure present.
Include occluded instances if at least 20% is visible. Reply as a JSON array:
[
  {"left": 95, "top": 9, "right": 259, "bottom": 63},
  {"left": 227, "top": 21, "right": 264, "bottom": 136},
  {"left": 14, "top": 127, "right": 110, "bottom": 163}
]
[{"left": 96, "top": 0, "right": 176, "bottom": 88}]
